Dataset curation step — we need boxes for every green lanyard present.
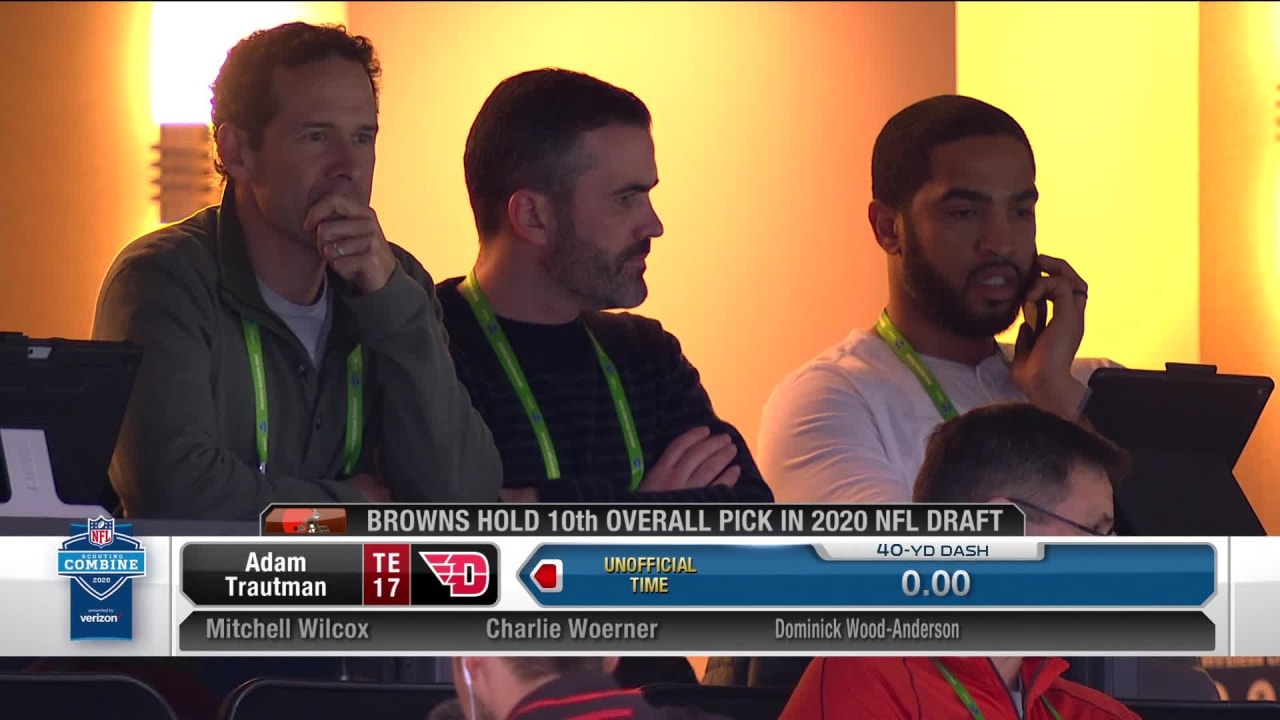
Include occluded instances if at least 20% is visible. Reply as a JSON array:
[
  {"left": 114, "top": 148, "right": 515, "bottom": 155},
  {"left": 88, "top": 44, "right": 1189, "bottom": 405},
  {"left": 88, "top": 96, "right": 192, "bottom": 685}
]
[
  {"left": 875, "top": 310, "right": 961, "bottom": 421},
  {"left": 931, "top": 659, "right": 1063, "bottom": 720},
  {"left": 458, "top": 270, "right": 645, "bottom": 490},
  {"left": 875, "top": 309, "right": 1027, "bottom": 423},
  {"left": 241, "top": 318, "right": 363, "bottom": 476}
]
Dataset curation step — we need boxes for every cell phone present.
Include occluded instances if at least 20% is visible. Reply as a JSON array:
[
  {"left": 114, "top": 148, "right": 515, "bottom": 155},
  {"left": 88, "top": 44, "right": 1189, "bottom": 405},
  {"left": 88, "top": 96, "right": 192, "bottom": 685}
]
[
  {"left": 1023, "top": 296, "right": 1049, "bottom": 346},
  {"left": 1022, "top": 265, "right": 1049, "bottom": 345}
]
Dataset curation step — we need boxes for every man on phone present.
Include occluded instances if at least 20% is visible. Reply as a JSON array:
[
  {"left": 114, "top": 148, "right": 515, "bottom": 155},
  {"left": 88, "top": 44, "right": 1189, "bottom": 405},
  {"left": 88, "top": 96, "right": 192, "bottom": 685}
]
[
  {"left": 756, "top": 94, "right": 1115, "bottom": 505},
  {"left": 93, "top": 22, "right": 502, "bottom": 519}
]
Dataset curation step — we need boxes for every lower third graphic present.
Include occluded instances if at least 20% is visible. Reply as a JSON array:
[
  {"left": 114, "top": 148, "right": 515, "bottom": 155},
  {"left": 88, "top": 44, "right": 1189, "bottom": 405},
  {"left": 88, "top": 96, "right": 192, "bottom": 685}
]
[{"left": 57, "top": 516, "right": 147, "bottom": 641}]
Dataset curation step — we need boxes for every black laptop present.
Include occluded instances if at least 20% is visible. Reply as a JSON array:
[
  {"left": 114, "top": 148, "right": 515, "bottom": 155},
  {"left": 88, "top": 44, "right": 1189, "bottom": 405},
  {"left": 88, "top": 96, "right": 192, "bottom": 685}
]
[
  {"left": 0, "top": 333, "right": 141, "bottom": 509},
  {"left": 1083, "top": 363, "right": 1272, "bottom": 536}
]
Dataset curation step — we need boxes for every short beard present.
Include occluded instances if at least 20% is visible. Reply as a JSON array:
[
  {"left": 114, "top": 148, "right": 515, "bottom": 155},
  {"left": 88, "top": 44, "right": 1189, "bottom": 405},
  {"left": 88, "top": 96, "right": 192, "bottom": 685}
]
[
  {"left": 899, "top": 223, "right": 1034, "bottom": 338},
  {"left": 541, "top": 199, "right": 649, "bottom": 311}
]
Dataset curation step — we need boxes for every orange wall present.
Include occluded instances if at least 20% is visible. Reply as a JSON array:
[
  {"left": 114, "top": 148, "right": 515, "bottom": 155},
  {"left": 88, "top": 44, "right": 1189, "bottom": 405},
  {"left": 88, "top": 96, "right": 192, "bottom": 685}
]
[
  {"left": 957, "top": 2, "right": 1201, "bottom": 370},
  {"left": 0, "top": 0, "right": 953, "bottom": 476},
  {"left": 0, "top": 1, "right": 155, "bottom": 339},
  {"left": 1200, "top": 2, "right": 1280, "bottom": 532},
  {"left": 5, "top": 2, "right": 1274, "bottom": 530},
  {"left": 956, "top": 1, "right": 1280, "bottom": 530},
  {"left": 347, "top": 0, "right": 958, "bottom": 459}
]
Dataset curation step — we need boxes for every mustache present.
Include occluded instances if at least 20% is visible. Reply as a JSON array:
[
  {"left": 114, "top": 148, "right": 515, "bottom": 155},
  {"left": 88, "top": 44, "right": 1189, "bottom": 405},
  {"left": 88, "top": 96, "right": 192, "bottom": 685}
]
[{"left": 621, "top": 239, "right": 651, "bottom": 261}]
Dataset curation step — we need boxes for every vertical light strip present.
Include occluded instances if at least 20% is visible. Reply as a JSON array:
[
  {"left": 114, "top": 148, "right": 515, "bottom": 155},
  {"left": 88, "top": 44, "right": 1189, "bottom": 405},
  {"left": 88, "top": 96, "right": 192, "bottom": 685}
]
[
  {"left": 147, "top": 2, "right": 348, "bottom": 222},
  {"left": 1199, "top": 1, "right": 1280, "bottom": 532},
  {"left": 956, "top": 2, "right": 1200, "bottom": 371},
  {"left": 150, "top": 2, "right": 348, "bottom": 126}
]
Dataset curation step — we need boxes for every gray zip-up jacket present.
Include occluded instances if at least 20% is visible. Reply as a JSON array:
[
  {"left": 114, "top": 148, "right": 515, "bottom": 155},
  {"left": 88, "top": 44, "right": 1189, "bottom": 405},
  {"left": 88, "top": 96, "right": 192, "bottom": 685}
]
[{"left": 92, "top": 191, "right": 502, "bottom": 519}]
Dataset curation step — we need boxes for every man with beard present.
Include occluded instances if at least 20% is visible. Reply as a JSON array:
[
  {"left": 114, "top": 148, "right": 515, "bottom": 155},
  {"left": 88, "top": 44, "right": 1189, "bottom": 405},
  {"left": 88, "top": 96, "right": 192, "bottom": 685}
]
[
  {"left": 92, "top": 23, "right": 502, "bottom": 519},
  {"left": 756, "top": 94, "right": 1115, "bottom": 505},
  {"left": 437, "top": 68, "right": 771, "bottom": 506},
  {"left": 438, "top": 69, "right": 770, "bottom": 687}
]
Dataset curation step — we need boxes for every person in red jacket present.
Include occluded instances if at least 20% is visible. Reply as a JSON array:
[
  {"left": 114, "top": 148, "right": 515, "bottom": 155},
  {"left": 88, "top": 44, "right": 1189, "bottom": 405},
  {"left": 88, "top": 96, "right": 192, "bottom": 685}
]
[
  {"left": 781, "top": 403, "right": 1141, "bottom": 719},
  {"left": 451, "top": 655, "right": 727, "bottom": 720},
  {"left": 782, "top": 656, "right": 1139, "bottom": 719}
]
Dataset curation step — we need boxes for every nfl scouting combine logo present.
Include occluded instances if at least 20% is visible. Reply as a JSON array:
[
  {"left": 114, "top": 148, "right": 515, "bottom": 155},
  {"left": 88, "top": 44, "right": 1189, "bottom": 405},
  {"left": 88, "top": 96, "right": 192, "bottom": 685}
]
[{"left": 56, "top": 516, "right": 147, "bottom": 641}]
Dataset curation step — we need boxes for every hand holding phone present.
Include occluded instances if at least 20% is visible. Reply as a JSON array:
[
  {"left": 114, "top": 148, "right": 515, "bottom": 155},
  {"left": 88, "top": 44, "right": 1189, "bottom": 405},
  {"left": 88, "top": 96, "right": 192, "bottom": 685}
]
[
  {"left": 1011, "top": 255, "right": 1089, "bottom": 418},
  {"left": 1022, "top": 295, "right": 1049, "bottom": 347}
]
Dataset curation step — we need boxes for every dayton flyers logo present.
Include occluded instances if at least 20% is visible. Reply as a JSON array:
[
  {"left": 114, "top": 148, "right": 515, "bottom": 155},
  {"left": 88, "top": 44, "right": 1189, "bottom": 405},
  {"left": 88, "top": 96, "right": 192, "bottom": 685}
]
[{"left": 420, "top": 552, "right": 490, "bottom": 597}]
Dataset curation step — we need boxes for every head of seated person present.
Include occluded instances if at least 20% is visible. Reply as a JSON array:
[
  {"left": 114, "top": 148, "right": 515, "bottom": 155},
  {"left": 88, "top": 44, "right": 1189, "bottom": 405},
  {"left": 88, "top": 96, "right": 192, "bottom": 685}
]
[
  {"left": 913, "top": 402, "right": 1127, "bottom": 537},
  {"left": 713, "top": 405, "right": 1130, "bottom": 694},
  {"left": 453, "top": 656, "right": 619, "bottom": 720}
]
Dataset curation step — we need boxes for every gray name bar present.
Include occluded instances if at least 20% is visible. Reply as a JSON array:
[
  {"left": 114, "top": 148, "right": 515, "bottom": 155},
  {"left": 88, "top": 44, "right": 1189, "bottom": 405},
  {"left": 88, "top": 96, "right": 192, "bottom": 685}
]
[{"left": 178, "top": 610, "right": 1213, "bottom": 653}]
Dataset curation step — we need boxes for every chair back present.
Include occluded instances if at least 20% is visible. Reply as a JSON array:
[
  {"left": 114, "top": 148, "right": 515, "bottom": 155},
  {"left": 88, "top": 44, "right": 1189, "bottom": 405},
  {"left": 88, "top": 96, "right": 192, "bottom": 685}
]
[
  {"left": 218, "top": 678, "right": 456, "bottom": 720},
  {"left": 0, "top": 672, "right": 178, "bottom": 720}
]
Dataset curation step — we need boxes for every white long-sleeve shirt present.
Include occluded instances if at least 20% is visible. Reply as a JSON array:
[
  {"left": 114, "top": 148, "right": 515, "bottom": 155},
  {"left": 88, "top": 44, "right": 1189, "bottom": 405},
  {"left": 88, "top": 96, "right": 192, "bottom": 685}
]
[{"left": 758, "top": 328, "right": 1116, "bottom": 504}]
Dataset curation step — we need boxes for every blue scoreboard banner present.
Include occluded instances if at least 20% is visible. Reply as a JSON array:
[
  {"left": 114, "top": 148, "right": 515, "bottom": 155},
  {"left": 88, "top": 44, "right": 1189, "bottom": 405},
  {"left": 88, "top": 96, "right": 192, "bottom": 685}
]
[
  {"left": 515, "top": 543, "right": 1217, "bottom": 607},
  {"left": 7, "top": 504, "right": 1280, "bottom": 657}
]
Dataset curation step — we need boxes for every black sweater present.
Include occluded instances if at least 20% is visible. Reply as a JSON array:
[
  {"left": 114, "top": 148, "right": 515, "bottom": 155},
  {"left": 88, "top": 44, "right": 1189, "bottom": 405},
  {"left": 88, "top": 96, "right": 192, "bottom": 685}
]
[{"left": 437, "top": 277, "right": 772, "bottom": 504}]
